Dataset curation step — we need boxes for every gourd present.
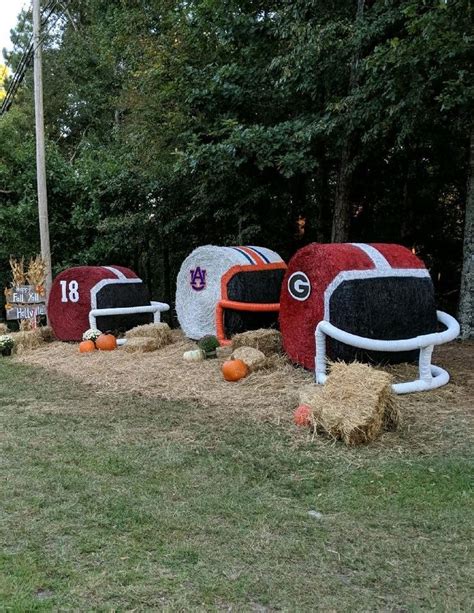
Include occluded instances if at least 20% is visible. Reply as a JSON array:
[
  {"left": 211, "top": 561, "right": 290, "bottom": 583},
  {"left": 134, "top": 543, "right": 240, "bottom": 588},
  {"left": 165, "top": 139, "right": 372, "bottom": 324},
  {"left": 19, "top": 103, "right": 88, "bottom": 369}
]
[
  {"left": 222, "top": 359, "right": 248, "bottom": 382},
  {"left": 95, "top": 333, "right": 117, "bottom": 351},
  {"left": 183, "top": 349, "right": 205, "bottom": 362},
  {"left": 79, "top": 340, "right": 96, "bottom": 353},
  {"left": 197, "top": 335, "right": 220, "bottom": 358},
  {"left": 293, "top": 404, "right": 312, "bottom": 427}
]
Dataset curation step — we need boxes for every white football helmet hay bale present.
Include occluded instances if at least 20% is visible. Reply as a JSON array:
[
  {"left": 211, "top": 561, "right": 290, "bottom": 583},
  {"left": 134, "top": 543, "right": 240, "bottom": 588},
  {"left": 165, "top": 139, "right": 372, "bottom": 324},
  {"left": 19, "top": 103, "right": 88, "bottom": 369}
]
[
  {"left": 231, "top": 346, "right": 267, "bottom": 372},
  {"left": 298, "top": 361, "right": 400, "bottom": 446},
  {"left": 175, "top": 245, "right": 286, "bottom": 342}
]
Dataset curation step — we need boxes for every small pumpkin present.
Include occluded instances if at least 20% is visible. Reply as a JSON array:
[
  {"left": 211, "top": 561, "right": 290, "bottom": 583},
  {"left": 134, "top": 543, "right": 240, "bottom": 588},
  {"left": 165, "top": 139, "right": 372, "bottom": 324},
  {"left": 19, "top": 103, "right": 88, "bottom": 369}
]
[
  {"left": 222, "top": 358, "right": 249, "bottom": 382},
  {"left": 293, "top": 404, "right": 312, "bottom": 427},
  {"left": 95, "top": 333, "right": 117, "bottom": 351},
  {"left": 79, "top": 340, "right": 96, "bottom": 353},
  {"left": 183, "top": 349, "right": 204, "bottom": 362}
]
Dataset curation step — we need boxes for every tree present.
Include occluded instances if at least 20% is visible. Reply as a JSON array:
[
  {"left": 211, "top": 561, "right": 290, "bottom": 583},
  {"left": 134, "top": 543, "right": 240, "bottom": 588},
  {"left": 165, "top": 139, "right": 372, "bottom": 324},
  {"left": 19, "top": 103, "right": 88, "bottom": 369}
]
[
  {"left": 0, "top": 64, "right": 8, "bottom": 102},
  {"left": 331, "top": 0, "right": 365, "bottom": 243},
  {"left": 459, "top": 131, "right": 473, "bottom": 338},
  {"left": 0, "top": 0, "right": 472, "bottom": 320}
]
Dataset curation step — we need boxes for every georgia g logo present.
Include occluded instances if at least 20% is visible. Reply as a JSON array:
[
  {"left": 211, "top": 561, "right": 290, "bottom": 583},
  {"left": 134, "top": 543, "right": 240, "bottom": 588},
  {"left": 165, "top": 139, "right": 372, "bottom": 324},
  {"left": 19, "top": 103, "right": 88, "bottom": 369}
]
[
  {"left": 190, "top": 266, "right": 207, "bottom": 291},
  {"left": 288, "top": 271, "right": 311, "bottom": 301}
]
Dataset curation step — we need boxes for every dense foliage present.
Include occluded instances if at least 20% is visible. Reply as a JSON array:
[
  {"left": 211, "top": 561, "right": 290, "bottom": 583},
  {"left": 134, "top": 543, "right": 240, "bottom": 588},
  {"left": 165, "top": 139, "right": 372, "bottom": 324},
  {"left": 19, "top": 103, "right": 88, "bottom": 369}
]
[{"left": 0, "top": 0, "right": 472, "bottom": 321}]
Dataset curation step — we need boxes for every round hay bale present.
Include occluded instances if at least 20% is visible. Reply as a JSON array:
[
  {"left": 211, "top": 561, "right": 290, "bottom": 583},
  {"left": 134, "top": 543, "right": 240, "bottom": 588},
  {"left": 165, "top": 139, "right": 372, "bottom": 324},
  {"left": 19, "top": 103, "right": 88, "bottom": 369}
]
[
  {"left": 175, "top": 245, "right": 286, "bottom": 341},
  {"left": 280, "top": 243, "right": 438, "bottom": 369},
  {"left": 125, "top": 323, "right": 172, "bottom": 349},
  {"left": 48, "top": 266, "right": 153, "bottom": 341},
  {"left": 231, "top": 346, "right": 266, "bottom": 372},
  {"left": 231, "top": 329, "right": 282, "bottom": 356}
]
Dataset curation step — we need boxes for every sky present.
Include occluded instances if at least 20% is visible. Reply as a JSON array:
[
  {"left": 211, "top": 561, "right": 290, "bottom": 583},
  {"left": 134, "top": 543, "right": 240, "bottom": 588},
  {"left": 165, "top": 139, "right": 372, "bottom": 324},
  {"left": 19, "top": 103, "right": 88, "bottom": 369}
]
[{"left": 0, "top": 0, "right": 29, "bottom": 59}]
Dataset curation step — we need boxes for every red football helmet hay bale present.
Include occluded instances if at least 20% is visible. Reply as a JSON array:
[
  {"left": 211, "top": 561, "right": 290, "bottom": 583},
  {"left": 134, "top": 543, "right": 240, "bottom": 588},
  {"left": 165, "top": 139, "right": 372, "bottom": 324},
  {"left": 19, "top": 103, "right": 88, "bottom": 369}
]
[
  {"left": 48, "top": 266, "right": 153, "bottom": 341},
  {"left": 176, "top": 245, "right": 286, "bottom": 343},
  {"left": 279, "top": 243, "right": 438, "bottom": 369}
]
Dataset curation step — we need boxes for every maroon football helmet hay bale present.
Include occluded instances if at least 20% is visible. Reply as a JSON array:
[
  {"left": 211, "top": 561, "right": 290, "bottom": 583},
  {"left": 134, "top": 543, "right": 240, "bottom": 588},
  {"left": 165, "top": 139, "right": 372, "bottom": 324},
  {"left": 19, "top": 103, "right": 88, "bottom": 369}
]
[{"left": 48, "top": 266, "right": 153, "bottom": 341}]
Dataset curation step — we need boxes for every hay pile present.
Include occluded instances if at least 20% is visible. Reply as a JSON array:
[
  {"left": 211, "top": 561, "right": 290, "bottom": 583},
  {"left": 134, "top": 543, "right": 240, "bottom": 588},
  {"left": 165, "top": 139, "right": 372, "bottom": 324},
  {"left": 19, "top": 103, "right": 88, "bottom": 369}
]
[
  {"left": 232, "top": 346, "right": 266, "bottom": 371},
  {"left": 125, "top": 323, "right": 172, "bottom": 351},
  {"left": 15, "top": 330, "right": 311, "bottom": 422},
  {"left": 38, "top": 326, "right": 55, "bottom": 343},
  {"left": 299, "top": 362, "right": 399, "bottom": 445},
  {"left": 231, "top": 329, "right": 282, "bottom": 356},
  {"left": 13, "top": 335, "right": 473, "bottom": 452},
  {"left": 0, "top": 323, "right": 8, "bottom": 334},
  {"left": 10, "top": 326, "right": 55, "bottom": 355}
]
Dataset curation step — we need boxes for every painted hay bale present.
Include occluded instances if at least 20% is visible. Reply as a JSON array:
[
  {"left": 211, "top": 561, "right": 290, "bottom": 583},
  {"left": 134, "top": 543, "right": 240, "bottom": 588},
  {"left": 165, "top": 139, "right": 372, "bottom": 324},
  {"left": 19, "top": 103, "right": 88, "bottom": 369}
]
[
  {"left": 280, "top": 243, "right": 438, "bottom": 369},
  {"left": 176, "top": 245, "right": 286, "bottom": 342},
  {"left": 48, "top": 266, "right": 153, "bottom": 341},
  {"left": 124, "top": 337, "right": 161, "bottom": 353},
  {"left": 231, "top": 329, "right": 282, "bottom": 356},
  {"left": 299, "top": 362, "right": 399, "bottom": 445},
  {"left": 125, "top": 323, "right": 172, "bottom": 348},
  {"left": 231, "top": 346, "right": 266, "bottom": 372}
]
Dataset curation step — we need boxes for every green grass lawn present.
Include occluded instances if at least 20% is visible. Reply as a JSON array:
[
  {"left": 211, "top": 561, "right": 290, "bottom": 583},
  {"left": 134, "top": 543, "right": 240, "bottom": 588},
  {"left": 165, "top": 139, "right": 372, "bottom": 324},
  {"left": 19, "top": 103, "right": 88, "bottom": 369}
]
[{"left": 1, "top": 360, "right": 472, "bottom": 611}]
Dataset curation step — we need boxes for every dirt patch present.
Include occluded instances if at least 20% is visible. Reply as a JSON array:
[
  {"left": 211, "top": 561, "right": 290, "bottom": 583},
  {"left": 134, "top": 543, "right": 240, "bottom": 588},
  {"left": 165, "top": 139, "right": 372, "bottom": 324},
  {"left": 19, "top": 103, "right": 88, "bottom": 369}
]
[{"left": 14, "top": 332, "right": 473, "bottom": 450}]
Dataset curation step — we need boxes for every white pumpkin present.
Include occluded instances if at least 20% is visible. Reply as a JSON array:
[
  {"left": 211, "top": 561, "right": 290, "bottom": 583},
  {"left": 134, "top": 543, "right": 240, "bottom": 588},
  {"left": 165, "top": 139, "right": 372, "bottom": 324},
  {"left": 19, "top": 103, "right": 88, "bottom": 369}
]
[{"left": 183, "top": 349, "right": 204, "bottom": 362}]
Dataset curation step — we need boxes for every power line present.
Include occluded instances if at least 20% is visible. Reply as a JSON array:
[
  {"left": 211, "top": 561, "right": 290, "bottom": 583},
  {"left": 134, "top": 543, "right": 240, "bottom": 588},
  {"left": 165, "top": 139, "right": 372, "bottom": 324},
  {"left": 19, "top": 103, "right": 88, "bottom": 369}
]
[
  {"left": 1, "top": 0, "right": 66, "bottom": 115},
  {"left": 0, "top": 1, "right": 50, "bottom": 113}
]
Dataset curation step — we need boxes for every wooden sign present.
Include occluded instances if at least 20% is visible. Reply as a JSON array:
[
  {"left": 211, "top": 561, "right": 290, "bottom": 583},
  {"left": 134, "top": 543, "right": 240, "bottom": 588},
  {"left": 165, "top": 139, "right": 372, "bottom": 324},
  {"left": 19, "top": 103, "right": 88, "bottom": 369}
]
[
  {"left": 5, "top": 285, "right": 45, "bottom": 304},
  {"left": 4, "top": 284, "right": 47, "bottom": 321},
  {"left": 6, "top": 304, "right": 47, "bottom": 321}
]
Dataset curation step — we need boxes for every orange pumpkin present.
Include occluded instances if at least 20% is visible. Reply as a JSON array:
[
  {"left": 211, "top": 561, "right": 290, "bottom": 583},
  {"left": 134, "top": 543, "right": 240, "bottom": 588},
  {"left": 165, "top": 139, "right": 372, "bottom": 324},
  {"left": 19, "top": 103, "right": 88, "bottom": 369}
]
[
  {"left": 222, "top": 359, "right": 248, "bottom": 382},
  {"left": 79, "top": 340, "right": 96, "bottom": 353},
  {"left": 293, "top": 404, "right": 312, "bottom": 427},
  {"left": 95, "top": 333, "right": 117, "bottom": 351}
]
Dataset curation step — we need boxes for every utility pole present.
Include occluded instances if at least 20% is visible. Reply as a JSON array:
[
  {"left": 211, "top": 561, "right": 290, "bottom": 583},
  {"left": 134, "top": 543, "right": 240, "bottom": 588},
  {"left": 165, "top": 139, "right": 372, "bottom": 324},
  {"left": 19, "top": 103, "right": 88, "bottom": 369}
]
[{"left": 33, "top": 0, "right": 53, "bottom": 302}]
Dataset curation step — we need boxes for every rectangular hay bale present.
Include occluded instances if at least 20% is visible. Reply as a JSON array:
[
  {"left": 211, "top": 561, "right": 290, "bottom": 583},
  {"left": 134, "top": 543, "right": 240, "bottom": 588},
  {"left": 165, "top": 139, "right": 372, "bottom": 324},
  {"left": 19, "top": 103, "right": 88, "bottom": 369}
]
[
  {"left": 123, "top": 337, "right": 161, "bottom": 354},
  {"left": 231, "top": 329, "right": 282, "bottom": 356},
  {"left": 125, "top": 323, "right": 172, "bottom": 349},
  {"left": 299, "top": 361, "right": 399, "bottom": 445}
]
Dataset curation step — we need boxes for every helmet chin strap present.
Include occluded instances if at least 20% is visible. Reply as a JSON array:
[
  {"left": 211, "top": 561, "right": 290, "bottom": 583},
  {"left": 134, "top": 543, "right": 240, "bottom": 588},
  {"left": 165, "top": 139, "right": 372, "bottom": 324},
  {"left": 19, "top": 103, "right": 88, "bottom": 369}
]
[{"left": 314, "top": 310, "right": 460, "bottom": 394}]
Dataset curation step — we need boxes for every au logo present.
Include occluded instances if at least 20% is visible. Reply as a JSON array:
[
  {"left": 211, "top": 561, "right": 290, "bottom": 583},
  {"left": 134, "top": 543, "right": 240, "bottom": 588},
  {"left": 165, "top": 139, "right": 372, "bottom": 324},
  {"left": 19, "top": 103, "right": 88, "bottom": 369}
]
[
  {"left": 190, "top": 266, "right": 207, "bottom": 291},
  {"left": 288, "top": 271, "right": 311, "bottom": 301}
]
